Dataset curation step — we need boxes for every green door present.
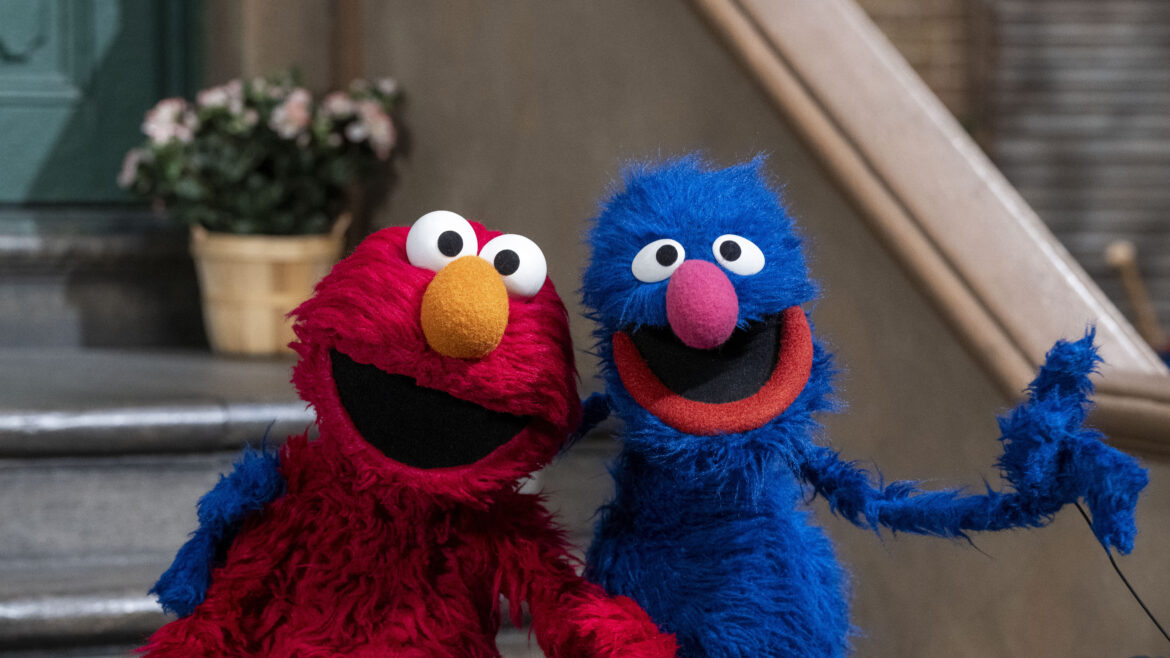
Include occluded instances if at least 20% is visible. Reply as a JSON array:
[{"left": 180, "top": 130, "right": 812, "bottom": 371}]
[{"left": 0, "top": 0, "right": 199, "bottom": 203}]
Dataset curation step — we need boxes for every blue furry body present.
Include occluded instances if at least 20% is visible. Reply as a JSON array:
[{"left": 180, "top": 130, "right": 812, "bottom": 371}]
[
  {"left": 588, "top": 452, "right": 849, "bottom": 657},
  {"left": 581, "top": 156, "right": 1147, "bottom": 657},
  {"left": 151, "top": 445, "right": 285, "bottom": 617}
]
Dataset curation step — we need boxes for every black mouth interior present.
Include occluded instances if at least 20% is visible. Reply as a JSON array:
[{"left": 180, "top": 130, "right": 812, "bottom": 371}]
[
  {"left": 627, "top": 316, "right": 781, "bottom": 403},
  {"left": 330, "top": 350, "right": 530, "bottom": 469}
]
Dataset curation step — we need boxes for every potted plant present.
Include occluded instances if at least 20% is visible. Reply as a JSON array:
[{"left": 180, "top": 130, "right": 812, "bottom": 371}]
[{"left": 119, "top": 72, "right": 401, "bottom": 355}]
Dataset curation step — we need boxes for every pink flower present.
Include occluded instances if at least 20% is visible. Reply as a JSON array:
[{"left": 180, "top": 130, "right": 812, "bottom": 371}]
[
  {"left": 345, "top": 122, "right": 367, "bottom": 143},
  {"left": 376, "top": 78, "right": 399, "bottom": 96},
  {"left": 117, "top": 148, "right": 147, "bottom": 188},
  {"left": 143, "top": 98, "right": 196, "bottom": 144},
  {"left": 356, "top": 100, "right": 395, "bottom": 159},
  {"left": 270, "top": 88, "right": 312, "bottom": 139},
  {"left": 321, "top": 92, "right": 355, "bottom": 118},
  {"left": 197, "top": 79, "right": 243, "bottom": 113}
]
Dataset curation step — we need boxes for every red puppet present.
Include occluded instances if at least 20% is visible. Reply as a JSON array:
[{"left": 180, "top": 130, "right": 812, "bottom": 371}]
[{"left": 141, "top": 211, "right": 676, "bottom": 657}]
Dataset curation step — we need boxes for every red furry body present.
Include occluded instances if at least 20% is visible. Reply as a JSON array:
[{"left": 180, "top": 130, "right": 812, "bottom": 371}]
[
  {"left": 141, "top": 433, "right": 667, "bottom": 656},
  {"left": 141, "top": 222, "right": 674, "bottom": 657}
]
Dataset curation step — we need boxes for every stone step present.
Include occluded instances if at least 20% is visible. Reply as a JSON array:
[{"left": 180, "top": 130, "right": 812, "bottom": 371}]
[
  {"left": 0, "top": 566, "right": 167, "bottom": 652},
  {"left": 0, "top": 347, "right": 306, "bottom": 652},
  {"left": 0, "top": 436, "right": 617, "bottom": 560},
  {"left": 0, "top": 630, "right": 544, "bottom": 657},
  {"left": 0, "top": 416, "right": 619, "bottom": 654},
  {"left": 0, "top": 344, "right": 622, "bottom": 654},
  {"left": 0, "top": 451, "right": 238, "bottom": 649},
  {"left": 0, "top": 209, "right": 204, "bottom": 349},
  {"left": 0, "top": 453, "right": 238, "bottom": 572},
  {"left": 0, "top": 644, "right": 143, "bottom": 657},
  {"left": 0, "top": 348, "right": 311, "bottom": 457}
]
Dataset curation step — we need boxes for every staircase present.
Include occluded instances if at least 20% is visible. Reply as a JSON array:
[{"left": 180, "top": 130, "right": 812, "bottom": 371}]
[
  {"left": 0, "top": 210, "right": 204, "bottom": 350},
  {"left": 0, "top": 212, "right": 620, "bottom": 655},
  {"left": 0, "top": 348, "right": 311, "bottom": 655},
  {"left": 0, "top": 347, "right": 617, "bottom": 656}
]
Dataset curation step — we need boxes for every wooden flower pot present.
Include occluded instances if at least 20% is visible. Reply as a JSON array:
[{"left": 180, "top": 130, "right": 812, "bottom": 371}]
[{"left": 190, "top": 215, "right": 350, "bottom": 356}]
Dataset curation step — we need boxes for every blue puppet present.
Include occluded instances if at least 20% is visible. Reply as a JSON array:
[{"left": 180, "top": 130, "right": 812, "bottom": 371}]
[{"left": 580, "top": 155, "right": 1148, "bottom": 657}]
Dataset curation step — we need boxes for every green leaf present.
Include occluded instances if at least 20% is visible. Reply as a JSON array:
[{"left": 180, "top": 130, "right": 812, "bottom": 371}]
[{"left": 173, "top": 177, "right": 205, "bottom": 201}]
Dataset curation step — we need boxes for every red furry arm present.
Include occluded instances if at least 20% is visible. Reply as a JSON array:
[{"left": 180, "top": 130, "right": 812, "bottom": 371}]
[{"left": 495, "top": 495, "right": 676, "bottom": 658}]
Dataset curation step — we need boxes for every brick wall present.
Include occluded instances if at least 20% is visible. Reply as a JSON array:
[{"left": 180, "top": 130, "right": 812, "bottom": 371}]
[
  {"left": 989, "top": 0, "right": 1170, "bottom": 339},
  {"left": 861, "top": 0, "right": 1170, "bottom": 345},
  {"left": 857, "top": 0, "right": 985, "bottom": 124}
]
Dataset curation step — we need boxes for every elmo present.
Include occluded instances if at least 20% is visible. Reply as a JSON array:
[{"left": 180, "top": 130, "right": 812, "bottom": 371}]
[{"left": 142, "top": 212, "right": 676, "bottom": 657}]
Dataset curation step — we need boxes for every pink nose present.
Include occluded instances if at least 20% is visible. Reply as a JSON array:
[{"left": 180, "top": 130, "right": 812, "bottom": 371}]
[{"left": 666, "top": 260, "right": 739, "bottom": 349}]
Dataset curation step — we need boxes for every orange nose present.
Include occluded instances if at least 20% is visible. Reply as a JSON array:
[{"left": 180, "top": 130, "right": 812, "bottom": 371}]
[{"left": 420, "top": 255, "right": 509, "bottom": 358}]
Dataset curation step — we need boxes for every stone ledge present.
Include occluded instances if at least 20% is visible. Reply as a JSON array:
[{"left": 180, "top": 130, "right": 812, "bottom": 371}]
[
  {"left": 0, "top": 556, "right": 169, "bottom": 651},
  {"left": 0, "top": 349, "right": 311, "bottom": 457},
  {"left": 0, "top": 643, "right": 142, "bottom": 657},
  {"left": 0, "top": 210, "right": 205, "bottom": 348},
  {"left": 0, "top": 588, "right": 545, "bottom": 657},
  {"left": 0, "top": 209, "right": 187, "bottom": 271},
  {"left": 0, "top": 593, "right": 163, "bottom": 651}
]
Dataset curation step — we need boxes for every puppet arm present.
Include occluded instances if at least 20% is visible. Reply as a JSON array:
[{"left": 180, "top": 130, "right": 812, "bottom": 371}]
[
  {"left": 799, "top": 331, "right": 1147, "bottom": 554},
  {"left": 496, "top": 495, "right": 676, "bottom": 658},
  {"left": 150, "top": 444, "right": 285, "bottom": 616},
  {"left": 563, "top": 392, "right": 612, "bottom": 450},
  {"left": 576, "top": 392, "right": 612, "bottom": 439}
]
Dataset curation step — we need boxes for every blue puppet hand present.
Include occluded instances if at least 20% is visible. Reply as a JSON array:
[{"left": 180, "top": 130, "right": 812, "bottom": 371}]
[
  {"left": 151, "top": 445, "right": 286, "bottom": 616},
  {"left": 997, "top": 329, "right": 1148, "bottom": 554}
]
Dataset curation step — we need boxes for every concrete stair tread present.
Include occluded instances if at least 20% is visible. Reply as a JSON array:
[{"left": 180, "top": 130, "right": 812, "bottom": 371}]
[
  {"left": 1, "top": 452, "right": 236, "bottom": 569},
  {"left": 0, "top": 211, "right": 206, "bottom": 349},
  {"left": 0, "top": 348, "right": 312, "bottom": 455},
  {"left": 0, "top": 556, "right": 168, "bottom": 600},
  {"left": 0, "top": 643, "right": 145, "bottom": 657},
  {"left": 0, "top": 346, "right": 619, "bottom": 656},
  {"left": 0, "top": 632, "right": 544, "bottom": 657},
  {"left": 0, "top": 209, "right": 185, "bottom": 270},
  {"left": 1, "top": 566, "right": 549, "bottom": 657},
  {"left": 0, "top": 440, "right": 619, "bottom": 655},
  {"left": 0, "top": 449, "right": 238, "bottom": 648},
  {"left": 0, "top": 564, "right": 164, "bottom": 650},
  {"left": 0, "top": 557, "right": 545, "bottom": 656}
]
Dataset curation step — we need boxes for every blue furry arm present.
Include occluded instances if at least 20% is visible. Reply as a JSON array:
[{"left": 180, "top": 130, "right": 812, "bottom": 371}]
[
  {"left": 578, "top": 392, "right": 611, "bottom": 437},
  {"left": 801, "top": 331, "right": 1147, "bottom": 553},
  {"left": 564, "top": 392, "right": 612, "bottom": 449},
  {"left": 150, "top": 445, "right": 286, "bottom": 617}
]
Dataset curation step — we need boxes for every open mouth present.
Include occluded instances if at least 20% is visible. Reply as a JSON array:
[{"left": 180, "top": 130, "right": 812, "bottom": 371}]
[
  {"left": 331, "top": 350, "right": 530, "bottom": 469},
  {"left": 612, "top": 306, "right": 813, "bottom": 435}
]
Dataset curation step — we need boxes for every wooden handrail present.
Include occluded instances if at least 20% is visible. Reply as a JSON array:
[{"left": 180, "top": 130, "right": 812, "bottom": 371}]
[{"left": 694, "top": 0, "right": 1170, "bottom": 455}]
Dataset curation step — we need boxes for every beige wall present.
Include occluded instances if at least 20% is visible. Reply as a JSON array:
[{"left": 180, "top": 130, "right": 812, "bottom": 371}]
[
  {"left": 223, "top": 2, "right": 1168, "bottom": 654},
  {"left": 204, "top": 0, "right": 335, "bottom": 89}
]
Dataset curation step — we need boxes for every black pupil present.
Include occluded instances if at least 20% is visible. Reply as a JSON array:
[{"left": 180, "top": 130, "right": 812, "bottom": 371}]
[
  {"left": 437, "top": 231, "right": 463, "bottom": 257},
  {"left": 655, "top": 244, "right": 678, "bottom": 267},
  {"left": 494, "top": 249, "right": 520, "bottom": 276},
  {"left": 719, "top": 240, "right": 742, "bottom": 262}
]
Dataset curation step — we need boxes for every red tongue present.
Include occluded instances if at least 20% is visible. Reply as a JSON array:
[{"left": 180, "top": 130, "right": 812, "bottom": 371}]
[{"left": 612, "top": 306, "right": 814, "bottom": 435}]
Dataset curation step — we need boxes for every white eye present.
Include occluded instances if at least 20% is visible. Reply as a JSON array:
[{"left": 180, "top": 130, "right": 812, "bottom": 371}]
[
  {"left": 631, "top": 238, "right": 685, "bottom": 283},
  {"left": 479, "top": 233, "right": 547, "bottom": 298},
  {"left": 712, "top": 234, "right": 765, "bottom": 276},
  {"left": 405, "top": 210, "right": 478, "bottom": 272}
]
